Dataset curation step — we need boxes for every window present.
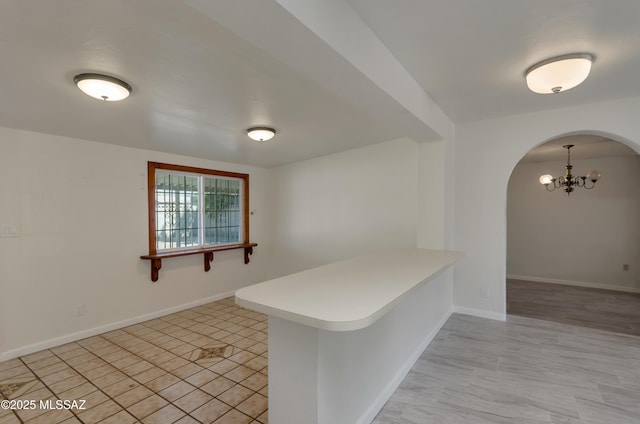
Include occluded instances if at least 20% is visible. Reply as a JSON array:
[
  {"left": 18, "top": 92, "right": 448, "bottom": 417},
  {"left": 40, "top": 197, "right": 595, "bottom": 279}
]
[{"left": 147, "top": 162, "right": 250, "bottom": 254}]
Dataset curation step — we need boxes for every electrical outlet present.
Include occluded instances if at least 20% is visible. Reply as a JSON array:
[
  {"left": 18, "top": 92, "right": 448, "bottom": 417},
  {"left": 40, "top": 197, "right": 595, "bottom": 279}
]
[
  {"left": 480, "top": 287, "right": 490, "bottom": 299},
  {"left": 74, "top": 304, "right": 86, "bottom": 316},
  {"left": 623, "top": 264, "right": 630, "bottom": 271}
]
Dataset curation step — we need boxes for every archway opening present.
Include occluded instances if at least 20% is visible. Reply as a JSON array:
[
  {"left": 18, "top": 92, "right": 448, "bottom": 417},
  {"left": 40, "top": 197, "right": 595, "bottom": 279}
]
[{"left": 505, "top": 134, "right": 640, "bottom": 335}]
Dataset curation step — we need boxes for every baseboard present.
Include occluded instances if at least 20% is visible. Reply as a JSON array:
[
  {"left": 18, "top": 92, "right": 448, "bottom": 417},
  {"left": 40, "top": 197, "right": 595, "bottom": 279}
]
[
  {"left": 507, "top": 274, "right": 640, "bottom": 294},
  {"left": 0, "top": 290, "right": 237, "bottom": 362},
  {"left": 356, "top": 307, "right": 454, "bottom": 424},
  {"left": 452, "top": 306, "right": 506, "bottom": 321}
]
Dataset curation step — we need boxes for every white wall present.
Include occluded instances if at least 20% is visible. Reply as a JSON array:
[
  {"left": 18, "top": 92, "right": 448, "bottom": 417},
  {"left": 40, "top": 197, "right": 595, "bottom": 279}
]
[
  {"left": 507, "top": 155, "right": 640, "bottom": 291},
  {"left": 454, "top": 96, "right": 640, "bottom": 318},
  {"left": 417, "top": 139, "right": 450, "bottom": 249},
  {"left": 269, "top": 137, "right": 420, "bottom": 276},
  {"left": 0, "top": 126, "right": 273, "bottom": 360}
]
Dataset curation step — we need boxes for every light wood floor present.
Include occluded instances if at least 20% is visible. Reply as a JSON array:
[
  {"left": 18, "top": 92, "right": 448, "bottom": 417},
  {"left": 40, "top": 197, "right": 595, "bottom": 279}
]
[
  {"left": 507, "top": 279, "right": 640, "bottom": 336},
  {"left": 374, "top": 313, "right": 640, "bottom": 424}
]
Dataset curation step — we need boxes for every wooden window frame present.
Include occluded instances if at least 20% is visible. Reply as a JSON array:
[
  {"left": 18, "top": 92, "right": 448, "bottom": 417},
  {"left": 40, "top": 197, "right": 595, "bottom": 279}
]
[{"left": 140, "top": 161, "right": 256, "bottom": 282}]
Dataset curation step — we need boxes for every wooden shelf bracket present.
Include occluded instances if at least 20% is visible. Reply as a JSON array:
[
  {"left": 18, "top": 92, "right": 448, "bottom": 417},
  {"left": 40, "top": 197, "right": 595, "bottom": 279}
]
[
  {"left": 141, "top": 243, "right": 257, "bottom": 282},
  {"left": 204, "top": 251, "right": 214, "bottom": 272},
  {"left": 150, "top": 258, "right": 162, "bottom": 283},
  {"left": 244, "top": 246, "right": 254, "bottom": 264}
]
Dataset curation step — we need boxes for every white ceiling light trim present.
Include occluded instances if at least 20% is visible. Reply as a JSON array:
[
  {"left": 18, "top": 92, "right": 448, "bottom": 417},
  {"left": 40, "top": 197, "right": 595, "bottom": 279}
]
[
  {"left": 525, "top": 53, "right": 594, "bottom": 94},
  {"left": 246, "top": 127, "right": 276, "bottom": 142},
  {"left": 74, "top": 73, "right": 132, "bottom": 101}
]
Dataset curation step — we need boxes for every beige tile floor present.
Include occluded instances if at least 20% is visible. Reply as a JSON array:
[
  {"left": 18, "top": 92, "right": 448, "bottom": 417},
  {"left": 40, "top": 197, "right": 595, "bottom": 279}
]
[{"left": 0, "top": 298, "right": 268, "bottom": 424}]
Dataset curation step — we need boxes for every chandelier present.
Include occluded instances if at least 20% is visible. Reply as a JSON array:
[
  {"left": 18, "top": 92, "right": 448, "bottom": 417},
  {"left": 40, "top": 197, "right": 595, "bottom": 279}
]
[{"left": 538, "top": 144, "right": 602, "bottom": 195}]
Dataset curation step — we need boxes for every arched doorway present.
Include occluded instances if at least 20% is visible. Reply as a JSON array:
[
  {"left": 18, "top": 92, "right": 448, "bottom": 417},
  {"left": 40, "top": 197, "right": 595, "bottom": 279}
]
[{"left": 505, "top": 134, "right": 640, "bottom": 334}]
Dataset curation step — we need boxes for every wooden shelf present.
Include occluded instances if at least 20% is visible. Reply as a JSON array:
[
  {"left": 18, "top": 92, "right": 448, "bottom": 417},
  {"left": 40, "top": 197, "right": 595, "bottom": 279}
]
[{"left": 141, "top": 243, "right": 257, "bottom": 282}]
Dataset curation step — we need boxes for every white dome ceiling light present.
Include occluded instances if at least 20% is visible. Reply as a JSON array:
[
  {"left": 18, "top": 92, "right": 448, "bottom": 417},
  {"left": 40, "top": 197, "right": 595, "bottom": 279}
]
[
  {"left": 525, "top": 54, "right": 594, "bottom": 94},
  {"left": 246, "top": 127, "right": 276, "bottom": 142},
  {"left": 74, "top": 73, "right": 132, "bottom": 101}
]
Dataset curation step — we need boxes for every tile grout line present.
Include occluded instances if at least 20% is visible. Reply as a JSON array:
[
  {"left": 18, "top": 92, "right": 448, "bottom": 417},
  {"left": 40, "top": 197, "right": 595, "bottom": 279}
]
[
  {"left": 114, "top": 305, "right": 266, "bottom": 422},
  {"left": 8, "top": 298, "right": 268, "bottom": 424},
  {"left": 19, "top": 353, "right": 87, "bottom": 423}
]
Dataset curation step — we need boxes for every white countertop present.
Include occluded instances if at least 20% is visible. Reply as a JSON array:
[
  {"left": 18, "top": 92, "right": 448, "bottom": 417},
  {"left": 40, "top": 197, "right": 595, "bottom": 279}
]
[{"left": 235, "top": 248, "right": 463, "bottom": 331}]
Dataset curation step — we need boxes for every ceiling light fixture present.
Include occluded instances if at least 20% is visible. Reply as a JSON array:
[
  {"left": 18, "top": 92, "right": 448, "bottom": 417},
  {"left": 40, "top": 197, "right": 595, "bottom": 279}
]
[
  {"left": 525, "top": 53, "right": 594, "bottom": 94},
  {"left": 539, "top": 144, "right": 602, "bottom": 195},
  {"left": 74, "top": 73, "right": 132, "bottom": 101},
  {"left": 246, "top": 127, "right": 276, "bottom": 142}
]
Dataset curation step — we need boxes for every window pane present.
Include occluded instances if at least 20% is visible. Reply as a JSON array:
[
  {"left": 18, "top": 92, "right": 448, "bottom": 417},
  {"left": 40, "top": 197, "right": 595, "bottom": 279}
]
[
  {"left": 203, "top": 176, "right": 241, "bottom": 245},
  {"left": 155, "top": 172, "right": 199, "bottom": 250}
]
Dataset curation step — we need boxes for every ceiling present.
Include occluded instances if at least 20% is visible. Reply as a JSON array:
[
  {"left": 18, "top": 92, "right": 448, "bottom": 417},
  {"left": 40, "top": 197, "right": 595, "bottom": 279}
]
[
  {"left": 2, "top": 0, "right": 640, "bottom": 167},
  {"left": 521, "top": 135, "right": 639, "bottom": 163}
]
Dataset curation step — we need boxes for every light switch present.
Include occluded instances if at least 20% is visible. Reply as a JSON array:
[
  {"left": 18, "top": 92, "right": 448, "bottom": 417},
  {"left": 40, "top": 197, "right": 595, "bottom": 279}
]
[{"left": 0, "top": 224, "right": 19, "bottom": 238}]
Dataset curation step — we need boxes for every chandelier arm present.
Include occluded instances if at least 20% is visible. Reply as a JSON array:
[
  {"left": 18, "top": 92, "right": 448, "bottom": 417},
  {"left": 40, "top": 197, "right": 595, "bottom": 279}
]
[{"left": 539, "top": 145, "right": 601, "bottom": 194}]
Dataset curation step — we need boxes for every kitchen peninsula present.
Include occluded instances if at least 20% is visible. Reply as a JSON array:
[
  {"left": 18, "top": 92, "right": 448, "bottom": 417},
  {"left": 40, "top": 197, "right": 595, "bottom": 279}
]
[{"left": 235, "top": 248, "right": 462, "bottom": 424}]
